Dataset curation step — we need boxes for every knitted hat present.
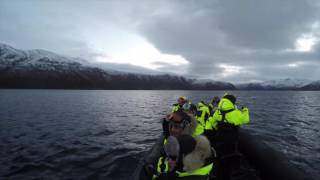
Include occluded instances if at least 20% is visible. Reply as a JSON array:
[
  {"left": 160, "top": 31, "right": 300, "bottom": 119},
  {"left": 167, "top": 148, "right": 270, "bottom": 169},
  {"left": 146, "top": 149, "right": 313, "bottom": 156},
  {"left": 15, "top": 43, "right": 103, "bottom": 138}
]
[
  {"left": 211, "top": 96, "right": 220, "bottom": 104},
  {"left": 223, "top": 94, "right": 236, "bottom": 105}
]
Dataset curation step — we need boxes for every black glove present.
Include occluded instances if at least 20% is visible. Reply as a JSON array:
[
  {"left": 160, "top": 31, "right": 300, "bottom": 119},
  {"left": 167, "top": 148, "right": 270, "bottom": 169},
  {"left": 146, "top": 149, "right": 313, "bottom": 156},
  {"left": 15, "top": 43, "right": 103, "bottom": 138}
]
[{"left": 162, "top": 118, "right": 170, "bottom": 138}]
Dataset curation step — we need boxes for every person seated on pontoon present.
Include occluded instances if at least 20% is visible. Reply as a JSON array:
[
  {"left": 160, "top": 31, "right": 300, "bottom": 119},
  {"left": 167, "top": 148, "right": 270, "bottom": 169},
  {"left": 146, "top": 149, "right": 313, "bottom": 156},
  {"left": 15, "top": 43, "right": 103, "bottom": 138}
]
[
  {"left": 144, "top": 110, "right": 197, "bottom": 180},
  {"left": 208, "top": 96, "right": 220, "bottom": 114},
  {"left": 171, "top": 96, "right": 188, "bottom": 112},
  {"left": 154, "top": 134, "right": 214, "bottom": 180},
  {"left": 205, "top": 94, "right": 250, "bottom": 180},
  {"left": 194, "top": 101, "right": 211, "bottom": 137}
]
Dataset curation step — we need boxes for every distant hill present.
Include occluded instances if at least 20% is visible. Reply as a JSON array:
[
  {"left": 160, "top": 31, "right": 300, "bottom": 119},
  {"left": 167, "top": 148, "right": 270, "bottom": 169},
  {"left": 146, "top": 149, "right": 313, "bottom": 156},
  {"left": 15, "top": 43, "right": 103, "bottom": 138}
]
[
  {"left": 300, "top": 81, "right": 320, "bottom": 90},
  {"left": 236, "top": 83, "right": 266, "bottom": 90},
  {"left": 1, "top": 43, "right": 319, "bottom": 90},
  {"left": 235, "top": 79, "right": 320, "bottom": 90},
  {"left": 0, "top": 43, "right": 235, "bottom": 90}
]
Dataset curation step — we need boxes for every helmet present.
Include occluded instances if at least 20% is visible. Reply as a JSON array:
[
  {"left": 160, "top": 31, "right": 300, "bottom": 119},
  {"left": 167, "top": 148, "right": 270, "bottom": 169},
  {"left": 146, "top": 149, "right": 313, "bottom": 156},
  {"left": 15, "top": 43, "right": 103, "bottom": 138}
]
[{"left": 178, "top": 96, "right": 187, "bottom": 103}]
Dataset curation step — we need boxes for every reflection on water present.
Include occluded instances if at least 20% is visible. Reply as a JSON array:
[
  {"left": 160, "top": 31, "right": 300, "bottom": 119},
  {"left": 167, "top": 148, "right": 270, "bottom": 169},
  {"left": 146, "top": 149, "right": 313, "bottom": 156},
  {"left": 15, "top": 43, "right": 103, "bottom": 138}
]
[{"left": 0, "top": 90, "right": 319, "bottom": 179}]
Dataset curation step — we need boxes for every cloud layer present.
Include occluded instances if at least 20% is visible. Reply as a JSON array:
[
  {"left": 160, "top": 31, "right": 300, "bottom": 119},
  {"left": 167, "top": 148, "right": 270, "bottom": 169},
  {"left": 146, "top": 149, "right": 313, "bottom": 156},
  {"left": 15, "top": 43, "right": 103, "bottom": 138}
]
[{"left": 1, "top": 0, "right": 320, "bottom": 82}]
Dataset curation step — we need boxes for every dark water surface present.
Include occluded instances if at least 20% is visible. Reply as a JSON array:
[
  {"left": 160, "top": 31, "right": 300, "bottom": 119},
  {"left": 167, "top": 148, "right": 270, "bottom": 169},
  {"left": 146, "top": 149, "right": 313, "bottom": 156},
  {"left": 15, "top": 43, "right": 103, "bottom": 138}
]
[{"left": 0, "top": 90, "right": 319, "bottom": 179}]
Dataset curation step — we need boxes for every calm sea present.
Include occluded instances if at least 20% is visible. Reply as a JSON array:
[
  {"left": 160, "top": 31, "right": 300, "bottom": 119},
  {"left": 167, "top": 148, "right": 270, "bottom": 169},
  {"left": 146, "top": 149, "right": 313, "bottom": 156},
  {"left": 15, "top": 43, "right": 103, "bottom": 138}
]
[{"left": 0, "top": 90, "right": 319, "bottom": 180}]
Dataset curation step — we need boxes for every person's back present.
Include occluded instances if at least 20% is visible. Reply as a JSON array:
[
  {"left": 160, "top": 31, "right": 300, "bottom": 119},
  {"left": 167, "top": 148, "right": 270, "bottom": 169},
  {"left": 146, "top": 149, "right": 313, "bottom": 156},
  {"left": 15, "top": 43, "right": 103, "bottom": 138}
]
[
  {"left": 205, "top": 94, "right": 249, "bottom": 180},
  {"left": 205, "top": 94, "right": 249, "bottom": 146},
  {"left": 194, "top": 101, "right": 210, "bottom": 136}
]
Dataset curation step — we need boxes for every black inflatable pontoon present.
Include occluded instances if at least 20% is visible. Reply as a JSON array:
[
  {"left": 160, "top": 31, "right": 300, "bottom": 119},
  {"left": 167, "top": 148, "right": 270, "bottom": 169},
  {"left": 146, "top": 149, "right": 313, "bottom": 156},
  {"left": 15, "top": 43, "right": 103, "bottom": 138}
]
[{"left": 131, "top": 129, "right": 313, "bottom": 180}]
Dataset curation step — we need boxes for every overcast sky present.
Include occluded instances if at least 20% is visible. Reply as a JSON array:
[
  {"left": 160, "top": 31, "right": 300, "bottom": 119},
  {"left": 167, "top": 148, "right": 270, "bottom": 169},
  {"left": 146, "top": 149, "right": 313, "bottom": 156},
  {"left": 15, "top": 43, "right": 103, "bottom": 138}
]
[{"left": 1, "top": 0, "right": 320, "bottom": 83}]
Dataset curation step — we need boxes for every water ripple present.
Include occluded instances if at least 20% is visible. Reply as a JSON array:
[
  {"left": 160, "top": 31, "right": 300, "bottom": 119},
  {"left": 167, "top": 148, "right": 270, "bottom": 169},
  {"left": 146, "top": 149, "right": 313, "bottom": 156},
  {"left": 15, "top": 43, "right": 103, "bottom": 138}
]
[{"left": 0, "top": 90, "right": 319, "bottom": 179}]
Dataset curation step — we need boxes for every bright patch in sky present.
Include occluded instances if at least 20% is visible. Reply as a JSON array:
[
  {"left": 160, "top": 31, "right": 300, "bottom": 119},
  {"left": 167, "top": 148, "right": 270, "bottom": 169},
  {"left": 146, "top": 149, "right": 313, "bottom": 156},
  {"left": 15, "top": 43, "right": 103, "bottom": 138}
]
[
  {"left": 294, "top": 34, "right": 317, "bottom": 52},
  {"left": 94, "top": 35, "right": 189, "bottom": 70},
  {"left": 218, "top": 64, "right": 242, "bottom": 77},
  {"left": 288, "top": 61, "right": 305, "bottom": 68},
  {"left": 288, "top": 63, "right": 298, "bottom": 67}
]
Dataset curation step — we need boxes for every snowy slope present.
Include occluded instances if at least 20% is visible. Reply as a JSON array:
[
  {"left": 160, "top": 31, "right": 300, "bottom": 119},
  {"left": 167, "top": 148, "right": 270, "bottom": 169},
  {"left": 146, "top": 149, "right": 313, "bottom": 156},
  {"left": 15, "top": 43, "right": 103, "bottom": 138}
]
[
  {"left": 235, "top": 78, "right": 313, "bottom": 90},
  {"left": 1, "top": 43, "right": 318, "bottom": 90},
  {"left": 300, "top": 80, "right": 320, "bottom": 90},
  {"left": 0, "top": 43, "right": 81, "bottom": 70},
  {"left": 0, "top": 43, "right": 28, "bottom": 65},
  {"left": 0, "top": 43, "right": 235, "bottom": 89},
  {"left": 261, "top": 78, "right": 311, "bottom": 89}
]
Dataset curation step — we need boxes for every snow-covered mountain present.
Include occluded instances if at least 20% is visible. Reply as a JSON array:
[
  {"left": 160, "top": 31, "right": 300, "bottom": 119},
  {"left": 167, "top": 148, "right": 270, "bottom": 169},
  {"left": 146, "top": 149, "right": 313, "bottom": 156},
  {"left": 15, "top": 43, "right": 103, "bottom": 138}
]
[
  {"left": 235, "top": 82, "right": 265, "bottom": 90},
  {"left": 0, "top": 43, "right": 236, "bottom": 90},
  {"left": 1, "top": 43, "right": 318, "bottom": 90},
  {"left": 261, "top": 79, "right": 311, "bottom": 89},
  {"left": 300, "top": 80, "right": 320, "bottom": 90},
  {"left": 0, "top": 43, "right": 114, "bottom": 89},
  {"left": 192, "top": 78, "right": 236, "bottom": 90},
  {"left": 0, "top": 43, "right": 88, "bottom": 68},
  {"left": 235, "top": 78, "right": 314, "bottom": 90}
]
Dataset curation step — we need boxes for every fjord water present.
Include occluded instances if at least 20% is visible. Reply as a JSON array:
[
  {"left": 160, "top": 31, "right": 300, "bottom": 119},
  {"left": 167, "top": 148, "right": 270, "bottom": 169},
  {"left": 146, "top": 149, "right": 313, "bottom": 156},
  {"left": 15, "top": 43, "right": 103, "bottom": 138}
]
[{"left": 0, "top": 90, "right": 319, "bottom": 180}]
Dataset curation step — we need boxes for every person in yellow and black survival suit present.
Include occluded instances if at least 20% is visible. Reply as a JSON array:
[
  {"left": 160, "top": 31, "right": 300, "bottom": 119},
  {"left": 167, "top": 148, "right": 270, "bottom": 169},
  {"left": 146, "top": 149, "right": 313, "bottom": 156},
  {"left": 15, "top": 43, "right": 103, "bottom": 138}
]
[
  {"left": 195, "top": 101, "right": 211, "bottom": 137},
  {"left": 143, "top": 110, "right": 198, "bottom": 180},
  {"left": 154, "top": 134, "right": 214, "bottom": 180},
  {"left": 208, "top": 96, "right": 220, "bottom": 115},
  {"left": 204, "top": 94, "right": 250, "bottom": 180},
  {"left": 171, "top": 96, "right": 188, "bottom": 113},
  {"left": 163, "top": 100, "right": 197, "bottom": 138}
]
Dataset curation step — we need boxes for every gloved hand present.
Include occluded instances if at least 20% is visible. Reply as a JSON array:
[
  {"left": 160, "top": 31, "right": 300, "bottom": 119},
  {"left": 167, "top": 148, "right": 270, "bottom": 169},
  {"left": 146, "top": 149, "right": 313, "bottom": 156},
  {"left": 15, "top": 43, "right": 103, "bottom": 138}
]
[
  {"left": 144, "top": 164, "right": 156, "bottom": 177},
  {"left": 242, "top": 107, "right": 249, "bottom": 112}
]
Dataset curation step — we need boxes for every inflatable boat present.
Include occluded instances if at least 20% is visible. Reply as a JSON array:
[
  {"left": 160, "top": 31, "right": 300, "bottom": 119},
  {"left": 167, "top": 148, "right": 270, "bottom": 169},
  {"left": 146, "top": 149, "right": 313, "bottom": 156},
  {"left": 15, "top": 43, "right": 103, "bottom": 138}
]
[{"left": 131, "top": 129, "right": 313, "bottom": 180}]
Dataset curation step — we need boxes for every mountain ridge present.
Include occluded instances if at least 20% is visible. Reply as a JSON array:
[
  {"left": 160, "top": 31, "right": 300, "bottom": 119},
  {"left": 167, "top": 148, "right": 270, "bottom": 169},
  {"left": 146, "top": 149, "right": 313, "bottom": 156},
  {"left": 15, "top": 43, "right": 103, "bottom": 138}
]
[
  {"left": 0, "top": 43, "right": 319, "bottom": 90},
  {"left": 0, "top": 43, "right": 235, "bottom": 90}
]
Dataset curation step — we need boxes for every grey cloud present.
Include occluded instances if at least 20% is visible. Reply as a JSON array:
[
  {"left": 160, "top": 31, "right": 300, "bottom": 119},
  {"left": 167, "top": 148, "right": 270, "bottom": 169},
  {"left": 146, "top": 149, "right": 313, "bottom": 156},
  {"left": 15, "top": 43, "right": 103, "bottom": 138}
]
[
  {"left": 0, "top": 0, "right": 96, "bottom": 59},
  {"left": 1, "top": 0, "right": 320, "bottom": 82},
  {"left": 250, "top": 63, "right": 320, "bottom": 81},
  {"left": 139, "top": 1, "right": 229, "bottom": 55},
  {"left": 91, "top": 62, "right": 161, "bottom": 75},
  {"left": 216, "top": 0, "right": 317, "bottom": 50},
  {"left": 136, "top": 0, "right": 320, "bottom": 82}
]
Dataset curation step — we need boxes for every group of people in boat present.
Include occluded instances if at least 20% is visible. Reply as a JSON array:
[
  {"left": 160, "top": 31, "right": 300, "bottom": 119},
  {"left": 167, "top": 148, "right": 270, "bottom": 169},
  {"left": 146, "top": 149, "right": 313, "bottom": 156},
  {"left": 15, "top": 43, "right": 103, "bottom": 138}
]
[{"left": 142, "top": 94, "right": 250, "bottom": 180}]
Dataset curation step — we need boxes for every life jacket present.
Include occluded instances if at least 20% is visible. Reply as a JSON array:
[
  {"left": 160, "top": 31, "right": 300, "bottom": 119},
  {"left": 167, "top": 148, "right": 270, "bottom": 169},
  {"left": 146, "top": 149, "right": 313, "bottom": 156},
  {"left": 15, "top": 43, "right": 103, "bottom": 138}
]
[
  {"left": 154, "top": 157, "right": 214, "bottom": 180},
  {"left": 152, "top": 138, "right": 169, "bottom": 180},
  {"left": 206, "top": 98, "right": 249, "bottom": 131},
  {"left": 176, "top": 162, "right": 213, "bottom": 178},
  {"left": 152, "top": 156, "right": 169, "bottom": 180},
  {"left": 194, "top": 102, "right": 210, "bottom": 136},
  {"left": 216, "top": 108, "right": 237, "bottom": 132},
  {"left": 196, "top": 101, "right": 210, "bottom": 126}
]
